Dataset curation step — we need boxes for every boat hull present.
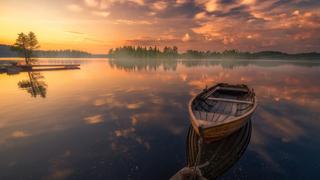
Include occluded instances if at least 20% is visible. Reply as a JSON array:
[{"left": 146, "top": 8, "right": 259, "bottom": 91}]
[{"left": 190, "top": 113, "right": 252, "bottom": 141}]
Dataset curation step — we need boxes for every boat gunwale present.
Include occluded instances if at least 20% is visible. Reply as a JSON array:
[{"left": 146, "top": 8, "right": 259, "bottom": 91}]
[{"left": 188, "top": 84, "right": 258, "bottom": 134}]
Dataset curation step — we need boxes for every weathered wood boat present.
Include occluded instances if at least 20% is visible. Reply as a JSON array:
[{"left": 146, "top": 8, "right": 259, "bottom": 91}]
[{"left": 189, "top": 83, "right": 257, "bottom": 141}]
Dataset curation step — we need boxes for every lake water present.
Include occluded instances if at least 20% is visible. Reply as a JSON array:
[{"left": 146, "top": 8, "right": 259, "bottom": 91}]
[{"left": 0, "top": 58, "right": 320, "bottom": 180}]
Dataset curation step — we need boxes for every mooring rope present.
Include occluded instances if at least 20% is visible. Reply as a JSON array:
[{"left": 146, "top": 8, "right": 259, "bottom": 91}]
[
  {"left": 191, "top": 126, "right": 228, "bottom": 179},
  {"left": 191, "top": 126, "right": 205, "bottom": 179}
]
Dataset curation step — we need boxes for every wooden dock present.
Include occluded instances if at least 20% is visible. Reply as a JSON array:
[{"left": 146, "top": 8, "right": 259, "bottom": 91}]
[
  {"left": 0, "top": 64, "right": 81, "bottom": 74},
  {"left": 17, "top": 64, "right": 80, "bottom": 71}
]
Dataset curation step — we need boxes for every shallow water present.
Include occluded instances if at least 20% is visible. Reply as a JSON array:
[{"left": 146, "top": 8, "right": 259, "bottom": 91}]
[{"left": 0, "top": 58, "right": 320, "bottom": 179}]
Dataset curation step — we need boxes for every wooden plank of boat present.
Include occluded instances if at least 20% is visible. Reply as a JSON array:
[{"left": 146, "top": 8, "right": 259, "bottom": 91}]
[
  {"left": 188, "top": 83, "right": 257, "bottom": 141},
  {"left": 217, "top": 86, "right": 249, "bottom": 92},
  {"left": 207, "top": 97, "right": 253, "bottom": 105}
]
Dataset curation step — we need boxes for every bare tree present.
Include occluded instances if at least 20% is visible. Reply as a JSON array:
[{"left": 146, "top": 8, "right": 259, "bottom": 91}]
[{"left": 11, "top": 32, "right": 40, "bottom": 64}]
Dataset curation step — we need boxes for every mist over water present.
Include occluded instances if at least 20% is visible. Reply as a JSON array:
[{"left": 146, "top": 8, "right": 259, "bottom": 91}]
[{"left": 0, "top": 58, "right": 320, "bottom": 179}]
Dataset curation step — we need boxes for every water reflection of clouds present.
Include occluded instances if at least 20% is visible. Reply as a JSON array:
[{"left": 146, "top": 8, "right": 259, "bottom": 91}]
[
  {"left": 84, "top": 114, "right": 104, "bottom": 124},
  {"left": 1, "top": 60, "right": 319, "bottom": 179},
  {"left": 11, "top": 130, "right": 31, "bottom": 138},
  {"left": 105, "top": 61, "right": 320, "bottom": 143},
  {"left": 86, "top": 84, "right": 189, "bottom": 155},
  {"left": 44, "top": 150, "right": 74, "bottom": 180},
  {"left": 112, "top": 127, "right": 151, "bottom": 151},
  {"left": 108, "top": 59, "right": 320, "bottom": 177},
  {"left": 254, "top": 107, "right": 305, "bottom": 143},
  {"left": 127, "top": 102, "right": 144, "bottom": 110}
]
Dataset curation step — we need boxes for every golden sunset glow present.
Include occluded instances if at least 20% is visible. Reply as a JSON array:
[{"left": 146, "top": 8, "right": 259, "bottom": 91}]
[{"left": 1, "top": 0, "right": 319, "bottom": 53}]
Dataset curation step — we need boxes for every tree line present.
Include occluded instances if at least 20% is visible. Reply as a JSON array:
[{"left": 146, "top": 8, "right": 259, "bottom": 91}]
[
  {"left": 109, "top": 46, "right": 320, "bottom": 60},
  {"left": 109, "top": 46, "right": 179, "bottom": 58},
  {"left": 181, "top": 50, "right": 320, "bottom": 60},
  {"left": 35, "top": 49, "right": 92, "bottom": 58}
]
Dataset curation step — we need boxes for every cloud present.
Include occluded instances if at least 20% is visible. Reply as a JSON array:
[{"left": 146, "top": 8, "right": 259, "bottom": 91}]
[
  {"left": 100, "top": 0, "right": 144, "bottom": 9},
  {"left": 92, "top": 10, "right": 110, "bottom": 17},
  {"left": 65, "top": 31, "right": 86, "bottom": 35},
  {"left": 129, "top": 0, "right": 144, "bottom": 6},
  {"left": 182, "top": 33, "right": 190, "bottom": 42},
  {"left": 194, "top": 11, "right": 207, "bottom": 20},
  {"left": 241, "top": 0, "right": 256, "bottom": 5},
  {"left": 292, "top": 10, "right": 300, "bottom": 16},
  {"left": 84, "top": 37, "right": 105, "bottom": 43},
  {"left": 189, "top": 0, "right": 320, "bottom": 52},
  {"left": 84, "top": 0, "right": 99, "bottom": 7},
  {"left": 204, "top": 0, "right": 218, "bottom": 12},
  {"left": 67, "top": 4, "right": 83, "bottom": 12},
  {"left": 195, "top": 0, "right": 219, "bottom": 12},
  {"left": 176, "top": 0, "right": 189, "bottom": 6},
  {"left": 151, "top": 1, "right": 169, "bottom": 11},
  {"left": 114, "top": 19, "right": 153, "bottom": 25},
  {"left": 126, "top": 37, "right": 181, "bottom": 46}
]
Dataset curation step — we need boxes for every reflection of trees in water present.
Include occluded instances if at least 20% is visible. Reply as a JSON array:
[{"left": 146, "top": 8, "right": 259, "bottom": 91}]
[
  {"left": 185, "top": 120, "right": 252, "bottom": 179},
  {"left": 181, "top": 59, "right": 249, "bottom": 69},
  {"left": 18, "top": 72, "right": 47, "bottom": 98},
  {"left": 108, "top": 58, "right": 320, "bottom": 72},
  {"left": 108, "top": 58, "right": 177, "bottom": 71},
  {"left": 182, "top": 59, "right": 320, "bottom": 69}
]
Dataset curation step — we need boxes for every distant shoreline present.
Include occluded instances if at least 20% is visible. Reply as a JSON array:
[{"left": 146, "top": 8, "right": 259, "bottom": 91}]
[
  {"left": 0, "top": 44, "right": 109, "bottom": 58},
  {"left": 109, "top": 46, "right": 320, "bottom": 60},
  {"left": 1, "top": 44, "right": 319, "bottom": 60},
  {"left": 109, "top": 52, "right": 320, "bottom": 61}
]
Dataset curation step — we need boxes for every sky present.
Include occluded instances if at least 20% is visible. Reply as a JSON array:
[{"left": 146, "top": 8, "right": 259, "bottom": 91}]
[{"left": 0, "top": 0, "right": 319, "bottom": 54}]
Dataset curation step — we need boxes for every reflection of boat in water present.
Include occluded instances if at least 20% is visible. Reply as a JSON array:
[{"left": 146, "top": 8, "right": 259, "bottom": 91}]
[
  {"left": 171, "top": 120, "right": 252, "bottom": 180},
  {"left": 189, "top": 83, "right": 257, "bottom": 141}
]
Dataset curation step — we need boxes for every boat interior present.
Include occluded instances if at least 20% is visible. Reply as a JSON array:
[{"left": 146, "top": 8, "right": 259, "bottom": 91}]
[{"left": 192, "top": 85, "right": 255, "bottom": 123}]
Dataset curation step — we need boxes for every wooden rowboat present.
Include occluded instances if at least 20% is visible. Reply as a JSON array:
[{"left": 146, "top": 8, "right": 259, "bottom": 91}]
[{"left": 189, "top": 83, "right": 257, "bottom": 141}]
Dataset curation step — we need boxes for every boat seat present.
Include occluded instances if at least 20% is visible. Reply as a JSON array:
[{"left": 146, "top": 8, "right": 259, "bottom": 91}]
[{"left": 207, "top": 97, "right": 253, "bottom": 105}]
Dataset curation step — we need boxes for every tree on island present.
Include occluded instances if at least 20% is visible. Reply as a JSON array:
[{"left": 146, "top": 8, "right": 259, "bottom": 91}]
[{"left": 11, "top": 32, "right": 40, "bottom": 64}]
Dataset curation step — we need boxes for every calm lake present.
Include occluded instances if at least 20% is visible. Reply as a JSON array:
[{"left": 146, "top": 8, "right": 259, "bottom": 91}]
[{"left": 0, "top": 58, "right": 320, "bottom": 180}]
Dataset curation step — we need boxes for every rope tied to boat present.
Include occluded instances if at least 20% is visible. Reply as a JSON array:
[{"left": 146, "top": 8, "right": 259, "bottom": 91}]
[
  {"left": 190, "top": 126, "right": 205, "bottom": 179},
  {"left": 192, "top": 126, "right": 228, "bottom": 173}
]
